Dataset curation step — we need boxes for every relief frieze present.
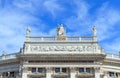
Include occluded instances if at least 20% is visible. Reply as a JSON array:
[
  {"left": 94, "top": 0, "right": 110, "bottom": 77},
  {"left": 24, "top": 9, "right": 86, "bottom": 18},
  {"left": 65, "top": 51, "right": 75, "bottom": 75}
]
[{"left": 30, "top": 45, "right": 96, "bottom": 52}]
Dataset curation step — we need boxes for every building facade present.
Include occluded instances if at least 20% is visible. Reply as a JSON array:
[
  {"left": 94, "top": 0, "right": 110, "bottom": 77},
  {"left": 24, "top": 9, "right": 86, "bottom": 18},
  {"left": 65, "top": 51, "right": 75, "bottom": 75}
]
[{"left": 0, "top": 25, "right": 120, "bottom": 78}]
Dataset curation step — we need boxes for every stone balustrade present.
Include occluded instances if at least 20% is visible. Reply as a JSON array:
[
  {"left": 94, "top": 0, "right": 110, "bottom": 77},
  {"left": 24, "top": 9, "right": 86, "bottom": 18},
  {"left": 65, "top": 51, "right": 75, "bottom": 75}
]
[
  {"left": 0, "top": 53, "right": 19, "bottom": 61},
  {"left": 27, "top": 36, "right": 95, "bottom": 42},
  {"left": 106, "top": 53, "right": 120, "bottom": 60}
]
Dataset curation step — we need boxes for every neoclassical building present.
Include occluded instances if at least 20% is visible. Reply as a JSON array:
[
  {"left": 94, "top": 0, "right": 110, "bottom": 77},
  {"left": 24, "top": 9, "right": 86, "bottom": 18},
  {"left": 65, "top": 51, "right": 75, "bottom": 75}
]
[{"left": 0, "top": 25, "right": 120, "bottom": 78}]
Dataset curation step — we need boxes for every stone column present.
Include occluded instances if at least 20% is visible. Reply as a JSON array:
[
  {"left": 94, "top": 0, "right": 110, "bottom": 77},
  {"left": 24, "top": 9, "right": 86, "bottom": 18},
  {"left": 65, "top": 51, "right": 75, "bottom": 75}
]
[
  {"left": 46, "top": 67, "right": 52, "bottom": 78},
  {"left": 103, "top": 71, "right": 108, "bottom": 78},
  {"left": 70, "top": 67, "right": 76, "bottom": 78},
  {"left": 94, "top": 67, "right": 100, "bottom": 78},
  {"left": 22, "top": 67, "right": 28, "bottom": 78},
  {"left": 0, "top": 72, "right": 2, "bottom": 78}
]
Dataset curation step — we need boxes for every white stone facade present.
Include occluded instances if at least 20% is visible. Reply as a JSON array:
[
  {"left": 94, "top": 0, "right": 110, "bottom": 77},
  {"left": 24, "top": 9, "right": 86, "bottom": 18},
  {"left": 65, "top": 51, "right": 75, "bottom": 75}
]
[{"left": 0, "top": 26, "right": 120, "bottom": 78}]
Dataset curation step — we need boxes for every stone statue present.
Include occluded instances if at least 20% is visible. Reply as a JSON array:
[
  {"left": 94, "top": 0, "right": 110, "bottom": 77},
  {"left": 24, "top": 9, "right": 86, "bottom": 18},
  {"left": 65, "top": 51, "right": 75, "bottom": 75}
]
[
  {"left": 26, "top": 27, "right": 31, "bottom": 36},
  {"left": 93, "top": 26, "right": 97, "bottom": 37},
  {"left": 57, "top": 24, "right": 66, "bottom": 36}
]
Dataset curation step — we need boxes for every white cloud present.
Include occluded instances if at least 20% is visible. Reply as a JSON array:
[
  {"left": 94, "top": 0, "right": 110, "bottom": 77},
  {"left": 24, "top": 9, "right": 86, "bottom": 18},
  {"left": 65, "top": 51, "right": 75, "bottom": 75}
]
[
  {"left": 0, "top": 0, "right": 47, "bottom": 54},
  {"left": 94, "top": 3, "right": 120, "bottom": 41},
  {"left": 63, "top": 1, "right": 120, "bottom": 53},
  {"left": 102, "top": 37, "right": 120, "bottom": 53},
  {"left": 0, "top": 0, "right": 120, "bottom": 54},
  {"left": 43, "top": 0, "right": 64, "bottom": 17},
  {"left": 49, "top": 28, "right": 57, "bottom": 36},
  {"left": 64, "top": 0, "right": 91, "bottom": 33}
]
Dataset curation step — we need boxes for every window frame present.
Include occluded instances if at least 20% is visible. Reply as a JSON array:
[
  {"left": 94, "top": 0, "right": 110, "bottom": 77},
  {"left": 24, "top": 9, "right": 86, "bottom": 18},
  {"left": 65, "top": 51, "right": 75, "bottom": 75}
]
[
  {"left": 79, "top": 68, "right": 84, "bottom": 73},
  {"left": 31, "top": 68, "right": 36, "bottom": 73},
  {"left": 55, "top": 68, "right": 60, "bottom": 73},
  {"left": 86, "top": 68, "right": 91, "bottom": 73},
  {"left": 38, "top": 68, "right": 43, "bottom": 73}
]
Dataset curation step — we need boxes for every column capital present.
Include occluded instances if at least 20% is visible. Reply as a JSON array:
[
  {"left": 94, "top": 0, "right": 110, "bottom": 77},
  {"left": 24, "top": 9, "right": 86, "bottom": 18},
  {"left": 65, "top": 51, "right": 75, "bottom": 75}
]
[
  {"left": 94, "top": 67, "right": 100, "bottom": 73},
  {"left": 22, "top": 67, "right": 28, "bottom": 73},
  {"left": 46, "top": 67, "right": 52, "bottom": 73},
  {"left": 70, "top": 67, "right": 76, "bottom": 72}
]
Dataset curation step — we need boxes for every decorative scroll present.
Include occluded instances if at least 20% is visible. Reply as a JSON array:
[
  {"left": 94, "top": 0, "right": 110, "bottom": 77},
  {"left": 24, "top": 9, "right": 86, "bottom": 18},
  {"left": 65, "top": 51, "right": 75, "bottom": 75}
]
[{"left": 30, "top": 45, "right": 96, "bottom": 52}]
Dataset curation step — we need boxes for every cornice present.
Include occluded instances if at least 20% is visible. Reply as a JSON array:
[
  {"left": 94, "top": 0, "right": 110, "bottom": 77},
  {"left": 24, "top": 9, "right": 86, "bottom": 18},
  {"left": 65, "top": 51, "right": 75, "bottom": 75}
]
[
  {"left": 18, "top": 53, "right": 105, "bottom": 61},
  {"left": 0, "top": 59, "right": 19, "bottom": 65},
  {"left": 24, "top": 41, "right": 98, "bottom": 44}
]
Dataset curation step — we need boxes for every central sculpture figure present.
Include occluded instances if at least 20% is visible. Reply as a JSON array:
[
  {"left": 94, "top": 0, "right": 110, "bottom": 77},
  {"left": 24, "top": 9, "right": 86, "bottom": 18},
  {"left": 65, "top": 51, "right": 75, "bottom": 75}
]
[{"left": 57, "top": 24, "right": 66, "bottom": 36}]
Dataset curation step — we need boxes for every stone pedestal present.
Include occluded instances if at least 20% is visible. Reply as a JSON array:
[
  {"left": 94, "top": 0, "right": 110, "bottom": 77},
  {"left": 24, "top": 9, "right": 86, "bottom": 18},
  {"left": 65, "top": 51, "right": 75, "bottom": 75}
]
[
  {"left": 70, "top": 67, "right": 76, "bottom": 78},
  {"left": 46, "top": 67, "right": 52, "bottom": 78}
]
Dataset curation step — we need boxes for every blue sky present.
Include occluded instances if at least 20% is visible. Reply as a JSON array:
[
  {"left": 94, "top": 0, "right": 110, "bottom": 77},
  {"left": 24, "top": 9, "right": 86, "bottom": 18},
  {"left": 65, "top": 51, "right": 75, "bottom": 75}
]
[{"left": 0, "top": 0, "right": 120, "bottom": 54}]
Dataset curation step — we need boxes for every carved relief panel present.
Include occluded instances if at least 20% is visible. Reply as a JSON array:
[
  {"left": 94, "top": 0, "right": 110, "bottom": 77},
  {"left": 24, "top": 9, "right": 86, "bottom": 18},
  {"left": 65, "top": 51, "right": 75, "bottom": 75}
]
[{"left": 29, "top": 44, "right": 97, "bottom": 53}]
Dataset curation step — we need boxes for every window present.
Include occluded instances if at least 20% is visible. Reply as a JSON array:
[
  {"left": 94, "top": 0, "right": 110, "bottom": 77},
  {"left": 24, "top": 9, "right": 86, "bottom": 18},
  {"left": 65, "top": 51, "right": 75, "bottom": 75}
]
[
  {"left": 38, "top": 68, "right": 43, "bottom": 73},
  {"left": 116, "top": 73, "right": 118, "bottom": 77},
  {"left": 86, "top": 68, "right": 90, "bottom": 73},
  {"left": 3, "top": 72, "right": 8, "bottom": 77},
  {"left": 62, "top": 68, "right": 67, "bottom": 73},
  {"left": 79, "top": 68, "right": 84, "bottom": 73},
  {"left": 109, "top": 72, "right": 114, "bottom": 77},
  {"left": 10, "top": 72, "right": 14, "bottom": 77},
  {"left": 55, "top": 68, "right": 60, "bottom": 73},
  {"left": 32, "top": 68, "right": 36, "bottom": 73}
]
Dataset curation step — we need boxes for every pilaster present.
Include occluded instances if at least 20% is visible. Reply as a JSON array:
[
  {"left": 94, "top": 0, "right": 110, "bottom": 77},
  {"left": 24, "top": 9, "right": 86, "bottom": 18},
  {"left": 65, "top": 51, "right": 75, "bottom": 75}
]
[
  {"left": 94, "top": 67, "right": 100, "bottom": 78},
  {"left": 103, "top": 71, "right": 108, "bottom": 78},
  {"left": 22, "top": 67, "right": 28, "bottom": 78},
  {"left": 46, "top": 67, "right": 52, "bottom": 78},
  {"left": 70, "top": 67, "right": 76, "bottom": 78},
  {"left": 0, "top": 73, "right": 2, "bottom": 78}
]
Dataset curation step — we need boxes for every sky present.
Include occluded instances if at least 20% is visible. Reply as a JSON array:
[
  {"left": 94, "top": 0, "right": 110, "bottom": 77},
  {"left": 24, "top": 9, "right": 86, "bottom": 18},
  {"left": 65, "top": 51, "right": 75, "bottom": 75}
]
[{"left": 0, "top": 0, "right": 120, "bottom": 55}]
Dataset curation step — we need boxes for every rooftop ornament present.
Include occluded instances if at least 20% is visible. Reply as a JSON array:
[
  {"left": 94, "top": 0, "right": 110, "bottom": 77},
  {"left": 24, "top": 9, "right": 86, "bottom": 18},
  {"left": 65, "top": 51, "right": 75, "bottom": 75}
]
[
  {"left": 56, "top": 24, "right": 66, "bottom": 40},
  {"left": 26, "top": 26, "right": 31, "bottom": 41},
  {"left": 57, "top": 24, "right": 66, "bottom": 36},
  {"left": 93, "top": 26, "right": 97, "bottom": 41}
]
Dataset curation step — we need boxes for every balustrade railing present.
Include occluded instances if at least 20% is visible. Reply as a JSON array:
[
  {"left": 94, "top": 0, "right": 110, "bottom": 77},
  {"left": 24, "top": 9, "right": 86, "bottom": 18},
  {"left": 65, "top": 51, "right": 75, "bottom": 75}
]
[
  {"left": 106, "top": 53, "right": 120, "bottom": 60},
  {"left": 28, "top": 36, "right": 94, "bottom": 42},
  {"left": 0, "top": 53, "right": 19, "bottom": 61}
]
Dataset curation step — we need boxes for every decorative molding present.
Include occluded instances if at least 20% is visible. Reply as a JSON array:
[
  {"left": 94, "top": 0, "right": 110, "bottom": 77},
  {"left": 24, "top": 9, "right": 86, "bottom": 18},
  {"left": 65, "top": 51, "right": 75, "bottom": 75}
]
[{"left": 29, "top": 45, "right": 96, "bottom": 52}]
